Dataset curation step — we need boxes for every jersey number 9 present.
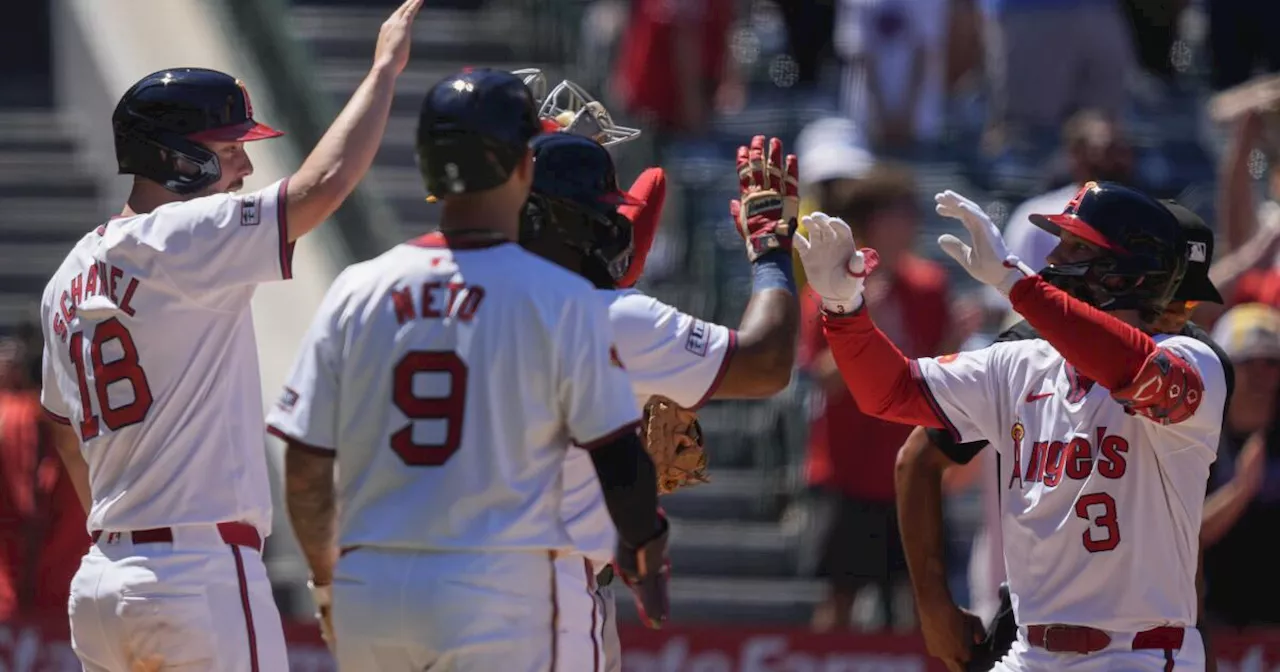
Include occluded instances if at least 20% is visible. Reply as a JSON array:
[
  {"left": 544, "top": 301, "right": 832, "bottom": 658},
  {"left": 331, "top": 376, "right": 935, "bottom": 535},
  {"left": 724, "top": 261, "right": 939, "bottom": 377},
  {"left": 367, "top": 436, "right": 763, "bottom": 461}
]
[
  {"left": 391, "top": 351, "right": 468, "bottom": 467},
  {"left": 68, "top": 318, "right": 154, "bottom": 441}
]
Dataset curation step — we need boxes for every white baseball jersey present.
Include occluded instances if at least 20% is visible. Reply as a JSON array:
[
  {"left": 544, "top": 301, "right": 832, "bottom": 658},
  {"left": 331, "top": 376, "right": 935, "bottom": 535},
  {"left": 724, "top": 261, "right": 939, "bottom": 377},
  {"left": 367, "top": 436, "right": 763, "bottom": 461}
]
[
  {"left": 266, "top": 233, "right": 641, "bottom": 553},
  {"left": 561, "top": 289, "right": 736, "bottom": 568},
  {"left": 39, "top": 179, "right": 294, "bottom": 536},
  {"left": 913, "top": 334, "right": 1226, "bottom": 631}
]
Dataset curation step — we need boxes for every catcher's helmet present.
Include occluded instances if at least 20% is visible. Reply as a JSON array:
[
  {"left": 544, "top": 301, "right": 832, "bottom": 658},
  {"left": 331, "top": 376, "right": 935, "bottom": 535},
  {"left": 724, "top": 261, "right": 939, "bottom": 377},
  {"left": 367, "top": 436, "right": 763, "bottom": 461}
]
[
  {"left": 416, "top": 68, "right": 541, "bottom": 198},
  {"left": 113, "top": 68, "right": 283, "bottom": 195},
  {"left": 512, "top": 68, "right": 641, "bottom": 147},
  {"left": 1031, "top": 181, "right": 1188, "bottom": 318},
  {"left": 521, "top": 133, "right": 644, "bottom": 286}
]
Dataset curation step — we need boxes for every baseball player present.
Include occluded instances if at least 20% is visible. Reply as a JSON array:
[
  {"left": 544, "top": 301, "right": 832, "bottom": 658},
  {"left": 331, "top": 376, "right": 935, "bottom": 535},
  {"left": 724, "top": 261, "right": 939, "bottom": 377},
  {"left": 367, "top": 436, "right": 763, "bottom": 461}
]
[
  {"left": 518, "top": 125, "right": 801, "bottom": 669},
  {"left": 264, "top": 68, "right": 667, "bottom": 672},
  {"left": 898, "top": 199, "right": 1232, "bottom": 671},
  {"left": 794, "top": 181, "right": 1228, "bottom": 671},
  {"left": 37, "top": 2, "right": 424, "bottom": 669}
]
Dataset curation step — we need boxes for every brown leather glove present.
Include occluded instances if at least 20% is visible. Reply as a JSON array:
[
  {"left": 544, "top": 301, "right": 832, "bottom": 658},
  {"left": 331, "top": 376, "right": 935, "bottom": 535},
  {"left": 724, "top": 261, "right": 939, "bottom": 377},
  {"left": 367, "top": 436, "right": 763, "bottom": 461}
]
[
  {"left": 641, "top": 396, "right": 709, "bottom": 495},
  {"left": 614, "top": 516, "right": 671, "bottom": 629}
]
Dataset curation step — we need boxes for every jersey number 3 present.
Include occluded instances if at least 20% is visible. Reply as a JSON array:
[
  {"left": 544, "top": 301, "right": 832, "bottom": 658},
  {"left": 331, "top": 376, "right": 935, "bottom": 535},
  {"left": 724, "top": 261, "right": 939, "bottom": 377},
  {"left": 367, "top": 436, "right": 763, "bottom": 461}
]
[
  {"left": 68, "top": 318, "right": 154, "bottom": 441},
  {"left": 1074, "top": 492, "right": 1120, "bottom": 553},
  {"left": 391, "top": 351, "right": 468, "bottom": 467}
]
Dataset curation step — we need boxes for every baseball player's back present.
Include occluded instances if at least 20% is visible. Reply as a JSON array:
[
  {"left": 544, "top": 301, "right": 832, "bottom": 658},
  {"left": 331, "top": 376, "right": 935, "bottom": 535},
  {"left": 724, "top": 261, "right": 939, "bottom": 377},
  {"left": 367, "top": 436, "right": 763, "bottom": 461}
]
[
  {"left": 38, "top": 4, "right": 429, "bottom": 668},
  {"left": 40, "top": 184, "right": 293, "bottom": 672},
  {"left": 270, "top": 232, "right": 637, "bottom": 552},
  {"left": 41, "top": 185, "right": 290, "bottom": 536},
  {"left": 267, "top": 231, "right": 644, "bottom": 671}
]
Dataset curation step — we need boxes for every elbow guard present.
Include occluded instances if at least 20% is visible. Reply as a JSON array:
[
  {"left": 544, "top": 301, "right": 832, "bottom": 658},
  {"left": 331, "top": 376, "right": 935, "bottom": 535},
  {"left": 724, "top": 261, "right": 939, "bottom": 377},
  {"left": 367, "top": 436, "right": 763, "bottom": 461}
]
[{"left": 1111, "top": 348, "right": 1204, "bottom": 425}]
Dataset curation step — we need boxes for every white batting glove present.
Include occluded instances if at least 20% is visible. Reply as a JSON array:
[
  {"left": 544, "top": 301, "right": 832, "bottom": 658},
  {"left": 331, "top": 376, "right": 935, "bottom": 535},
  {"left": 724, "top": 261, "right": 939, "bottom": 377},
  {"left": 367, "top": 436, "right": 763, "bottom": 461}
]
[
  {"left": 793, "top": 212, "right": 880, "bottom": 314},
  {"left": 934, "top": 190, "right": 1036, "bottom": 295}
]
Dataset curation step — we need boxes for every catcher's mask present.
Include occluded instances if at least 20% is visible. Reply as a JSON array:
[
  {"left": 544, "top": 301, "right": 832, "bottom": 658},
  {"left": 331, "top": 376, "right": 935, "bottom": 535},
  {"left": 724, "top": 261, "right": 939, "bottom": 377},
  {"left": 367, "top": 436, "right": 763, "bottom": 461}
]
[
  {"left": 513, "top": 68, "right": 642, "bottom": 147},
  {"left": 521, "top": 133, "right": 642, "bottom": 288},
  {"left": 1030, "top": 181, "right": 1187, "bottom": 322}
]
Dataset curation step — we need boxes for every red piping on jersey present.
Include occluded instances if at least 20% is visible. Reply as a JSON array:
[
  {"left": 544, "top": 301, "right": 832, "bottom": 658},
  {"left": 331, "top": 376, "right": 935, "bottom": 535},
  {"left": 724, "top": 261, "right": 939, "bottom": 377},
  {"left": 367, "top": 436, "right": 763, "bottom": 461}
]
[
  {"left": 548, "top": 551, "right": 560, "bottom": 671},
  {"left": 407, "top": 231, "right": 512, "bottom": 250},
  {"left": 230, "top": 545, "right": 261, "bottom": 672},
  {"left": 820, "top": 309, "right": 947, "bottom": 429},
  {"left": 277, "top": 178, "right": 295, "bottom": 280},
  {"left": 1007, "top": 275, "right": 1154, "bottom": 391},
  {"left": 584, "top": 559, "right": 601, "bottom": 672},
  {"left": 42, "top": 406, "right": 71, "bottom": 426},
  {"left": 574, "top": 421, "right": 641, "bottom": 451},
  {"left": 267, "top": 425, "right": 336, "bottom": 456},
  {"left": 691, "top": 329, "right": 739, "bottom": 410}
]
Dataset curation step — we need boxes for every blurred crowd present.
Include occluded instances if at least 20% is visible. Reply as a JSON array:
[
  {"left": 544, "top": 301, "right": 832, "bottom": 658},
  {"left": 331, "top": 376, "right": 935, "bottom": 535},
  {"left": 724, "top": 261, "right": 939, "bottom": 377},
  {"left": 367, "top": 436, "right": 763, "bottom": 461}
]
[{"left": 6, "top": 0, "right": 1280, "bottom": 642}]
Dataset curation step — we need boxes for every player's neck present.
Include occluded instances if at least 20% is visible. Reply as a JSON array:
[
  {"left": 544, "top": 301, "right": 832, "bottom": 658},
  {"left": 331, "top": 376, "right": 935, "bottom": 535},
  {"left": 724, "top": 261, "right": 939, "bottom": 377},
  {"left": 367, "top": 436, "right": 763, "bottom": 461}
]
[
  {"left": 120, "top": 179, "right": 185, "bottom": 217},
  {"left": 1110, "top": 308, "right": 1144, "bottom": 330},
  {"left": 438, "top": 200, "right": 520, "bottom": 242}
]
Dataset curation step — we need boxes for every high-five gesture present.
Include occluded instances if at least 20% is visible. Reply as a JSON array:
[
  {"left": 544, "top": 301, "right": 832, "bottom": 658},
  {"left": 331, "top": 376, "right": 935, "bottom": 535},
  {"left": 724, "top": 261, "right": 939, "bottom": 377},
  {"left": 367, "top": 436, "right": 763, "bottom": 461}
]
[
  {"left": 373, "top": 0, "right": 426, "bottom": 75},
  {"left": 934, "top": 190, "right": 1035, "bottom": 294},
  {"left": 730, "top": 135, "right": 799, "bottom": 262},
  {"left": 793, "top": 212, "right": 879, "bottom": 314}
]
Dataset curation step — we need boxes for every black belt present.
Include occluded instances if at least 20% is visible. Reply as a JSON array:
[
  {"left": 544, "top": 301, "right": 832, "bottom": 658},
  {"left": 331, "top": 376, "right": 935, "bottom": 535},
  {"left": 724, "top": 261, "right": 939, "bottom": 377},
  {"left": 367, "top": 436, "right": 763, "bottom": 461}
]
[{"left": 596, "top": 564, "right": 614, "bottom": 587}]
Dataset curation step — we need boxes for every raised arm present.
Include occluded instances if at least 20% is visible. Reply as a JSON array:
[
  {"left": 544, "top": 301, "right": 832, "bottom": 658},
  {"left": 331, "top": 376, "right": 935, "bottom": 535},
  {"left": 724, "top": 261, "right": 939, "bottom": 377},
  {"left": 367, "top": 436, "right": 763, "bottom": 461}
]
[
  {"left": 284, "top": 0, "right": 423, "bottom": 241},
  {"left": 717, "top": 135, "right": 801, "bottom": 397},
  {"left": 795, "top": 212, "right": 947, "bottom": 428}
]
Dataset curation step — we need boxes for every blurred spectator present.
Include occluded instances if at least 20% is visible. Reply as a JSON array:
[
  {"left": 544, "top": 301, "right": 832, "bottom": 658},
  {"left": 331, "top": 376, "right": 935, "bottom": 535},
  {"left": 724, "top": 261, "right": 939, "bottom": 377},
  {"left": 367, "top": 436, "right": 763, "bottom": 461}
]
[
  {"left": 1117, "top": 0, "right": 1187, "bottom": 85},
  {"left": 981, "top": 0, "right": 1134, "bottom": 151},
  {"left": 795, "top": 116, "right": 875, "bottom": 214},
  {"left": 610, "top": 0, "right": 741, "bottom": 135},
  {"left": 1001, "top": 109, "right": 1134, "bottom": 272},
  {"left": 1207, "top": 1, "right": 1280, "bottom": 92},
  {"left": 1203, "top": 303, "right": 1280, "bottom": 626},
  {"left": 797, "top": 164, "right": 962, "bottom": 632},
  {"left": 0, "top": 324, "right": 87, "bottom": 635},
  {"left": 944, "top": 0, "right": 985, "bottom": 94},
  {"left": 834, "top": 0, "right": 950, "bottom": 149},
  {"left": 779, "top": 0, "right": 837, "bottom": 89},
  {"left": 1196, "top": 100, "right": 1280, "bottom": 327}
]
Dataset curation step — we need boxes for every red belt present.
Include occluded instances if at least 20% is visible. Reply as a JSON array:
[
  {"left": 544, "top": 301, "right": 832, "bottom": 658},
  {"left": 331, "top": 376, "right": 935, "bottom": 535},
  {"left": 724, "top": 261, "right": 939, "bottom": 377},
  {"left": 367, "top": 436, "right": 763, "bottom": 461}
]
[
  {"left": 91, "top": 522, "right": 262, "bottom": 553},
  {"left": 1026, "top": 624, "right": 1185, "bottom": 654}
]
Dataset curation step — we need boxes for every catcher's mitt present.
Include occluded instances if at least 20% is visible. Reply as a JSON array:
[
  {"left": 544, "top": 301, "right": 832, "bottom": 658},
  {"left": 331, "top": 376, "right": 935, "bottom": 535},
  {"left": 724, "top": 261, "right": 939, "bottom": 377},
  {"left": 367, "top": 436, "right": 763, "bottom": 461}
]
[{"left": 641, "top": 396, "right": 709, "bottom": 494}]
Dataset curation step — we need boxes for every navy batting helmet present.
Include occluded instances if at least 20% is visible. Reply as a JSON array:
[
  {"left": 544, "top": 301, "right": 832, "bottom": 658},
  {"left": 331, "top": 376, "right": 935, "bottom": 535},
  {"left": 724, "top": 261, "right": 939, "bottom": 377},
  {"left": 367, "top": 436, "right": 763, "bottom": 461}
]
[
  {"left": 416, "top": 68, "right": 541, "bottom": 198},
  {"left": 113, "top": 68, "right": 282, "bottom": 195},
  {"left": 520, "top": 133, "right": 643, "bottom": 286},
  {"left": 1031, "top": 181, "right": 1188, "bottom": 318}
]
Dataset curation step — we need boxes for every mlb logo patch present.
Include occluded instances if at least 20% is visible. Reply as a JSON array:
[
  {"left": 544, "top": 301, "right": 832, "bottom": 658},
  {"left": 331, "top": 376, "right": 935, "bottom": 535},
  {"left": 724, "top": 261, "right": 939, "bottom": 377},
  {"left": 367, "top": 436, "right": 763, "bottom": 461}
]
[
  {"left": 685, "top": 320, "right": 709, "bottom": 357},
  {"left": 277, "top": 387, "right": 299, "bottom": 411},
  {"left": 241, "top": 193, "right": 261, "bottom": 227},
  {"left": 1188, "top": 241, "right": 1207, "bottom": 263}
]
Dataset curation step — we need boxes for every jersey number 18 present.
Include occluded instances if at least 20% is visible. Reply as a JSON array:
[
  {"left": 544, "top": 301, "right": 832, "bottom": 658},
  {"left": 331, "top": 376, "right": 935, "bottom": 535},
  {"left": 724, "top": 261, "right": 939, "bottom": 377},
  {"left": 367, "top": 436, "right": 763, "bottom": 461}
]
[{"left": 68, "top": 318, "right": 154, "bottom": 441}]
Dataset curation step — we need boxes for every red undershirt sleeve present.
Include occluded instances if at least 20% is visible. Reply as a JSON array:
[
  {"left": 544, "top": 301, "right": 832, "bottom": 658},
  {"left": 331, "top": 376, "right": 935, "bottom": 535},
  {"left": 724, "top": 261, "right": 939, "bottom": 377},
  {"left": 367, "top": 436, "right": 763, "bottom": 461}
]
[
  {"left": 821, "top": 309, "right": 946, "bottom": 429},
  {"left": 1006, "top": 275, "right": 1154, "bottom": 390}
]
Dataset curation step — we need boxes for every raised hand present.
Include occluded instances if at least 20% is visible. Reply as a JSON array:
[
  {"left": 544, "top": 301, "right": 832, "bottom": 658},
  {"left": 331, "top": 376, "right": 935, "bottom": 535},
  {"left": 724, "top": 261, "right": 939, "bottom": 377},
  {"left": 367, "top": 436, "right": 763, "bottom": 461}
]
[
  {"left": 793, "top": 212, "right": 879, "bottom": 314},
  {"left": 934, "top": 190, "right": 1034, "bottom": 294},
  {"left": 373, "top": 0, "right": 426, "bottom": 75},
  {"left": 729, "top": 135, "right": 799, "bottom": 262}
]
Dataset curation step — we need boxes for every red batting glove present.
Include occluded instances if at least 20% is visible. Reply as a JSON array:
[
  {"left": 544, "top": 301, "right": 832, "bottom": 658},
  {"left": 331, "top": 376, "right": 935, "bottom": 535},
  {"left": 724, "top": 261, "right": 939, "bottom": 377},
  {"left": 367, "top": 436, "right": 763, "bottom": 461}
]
[{"left": 729, "top": 135, "right": 799, "bottom": 262}]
